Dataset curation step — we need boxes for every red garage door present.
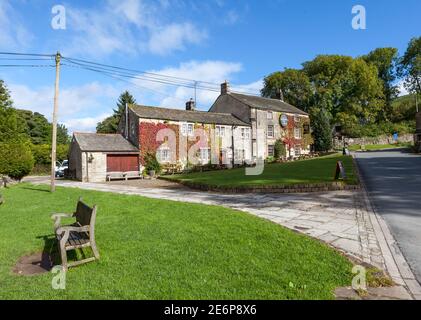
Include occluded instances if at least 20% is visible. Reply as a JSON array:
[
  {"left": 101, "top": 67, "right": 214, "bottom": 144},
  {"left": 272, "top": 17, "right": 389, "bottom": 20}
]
[{"left": 106, "top": 154, "right": 139, "bottom": 172}]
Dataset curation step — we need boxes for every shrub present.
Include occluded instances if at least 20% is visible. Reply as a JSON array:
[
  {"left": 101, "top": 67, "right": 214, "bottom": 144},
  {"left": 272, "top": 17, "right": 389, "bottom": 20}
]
[
  {"left": 274, "top": 139, "right": 287, "bottom": 159},
  {"left": 0, "top": 142, "right": 34, "bottom": 180},
  {"left": 30, "top": 143, "right": 69, "bottom": 165},
  {"left": 144, "top": 152, "right": 161, "bottom": 174}
]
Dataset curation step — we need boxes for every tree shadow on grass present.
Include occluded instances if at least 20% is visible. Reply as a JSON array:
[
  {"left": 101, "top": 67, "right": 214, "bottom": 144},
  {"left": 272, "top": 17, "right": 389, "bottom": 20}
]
[{"left": 21, "top": 185, "right": 51, "bottom": 193}]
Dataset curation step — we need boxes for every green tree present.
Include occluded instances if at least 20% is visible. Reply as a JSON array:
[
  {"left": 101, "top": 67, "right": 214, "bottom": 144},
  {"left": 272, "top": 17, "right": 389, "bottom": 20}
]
[
  {"left": 16, "top": 109, "right": 70, "bottom": 145},
  {"left": 261, "top": 69, "right": 312, "bottom": 112},
  {"left": 97, "top": 90, "right": 136, "bottom": 133},
  {"left": 0, "top": 142, "right": 34, "bottom": 180},
  {"left": 362, "top": 47, "right": 399, "bottom": 118},
  {"left": 302, "top": 55, "right": 384, "bottom": 126},
  {"left": 310, "top": 107, "right": 332, "bottom": 152},
  {"left": 398, "top": 37, "right": 421, "bottom": 95},
  {"left": 274, "top": 139, "right": 286, "bottom": 159},
  {"left": 0, "top": 80, "right": 26, "bottom": 142}
]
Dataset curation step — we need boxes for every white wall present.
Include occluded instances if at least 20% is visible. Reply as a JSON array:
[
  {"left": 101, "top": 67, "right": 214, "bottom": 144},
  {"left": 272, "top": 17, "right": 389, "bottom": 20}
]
[{"left": 81, "top": 152, "right": 107, "bottom": 183}]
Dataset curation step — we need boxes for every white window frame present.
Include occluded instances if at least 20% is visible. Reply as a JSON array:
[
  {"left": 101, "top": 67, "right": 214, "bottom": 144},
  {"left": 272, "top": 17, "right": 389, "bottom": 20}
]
[
  {"left": 181, "top": 123, "right": 188, "bottom": 136},
  {"left": 267, "top": 125, "right": 274, "bottom": 138},
  {"left": 216, "top": 125, "right": 225, "bottom": 137},
  {"left": 267, "top": 111, "right": 273, "bottom": 119},
  {"left": 200, "top": 148, "right": 210, "bottom": 163},
  {"left": 294, "top": 127, "right": 302, "bottom": 139},
  {"left": 187, "top": 123, "right": 194, "bottom": 136},
  {"left": 157, "top": 148, "right": 171, "bottom": 162}
]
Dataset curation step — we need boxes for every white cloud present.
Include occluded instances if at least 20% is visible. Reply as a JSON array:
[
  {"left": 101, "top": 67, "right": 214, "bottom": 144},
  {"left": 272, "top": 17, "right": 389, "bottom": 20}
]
[
  {"left": 63, "top": 0, "right": 207, "bottom": 57},
  {"left": 0, "top": 0, "right": 33, "bottom": 49},
  {"left": 131, "top": 60, "right": 261, "bottom": 109},
  {"left": 8, "top": 82, "right": 119, "bottom": 133},
  {"left": 148, "top": 23, "right": 207, "bottom": 55},
  {"left": 63, "top": 113, "right": 112, "bottom": 133}
]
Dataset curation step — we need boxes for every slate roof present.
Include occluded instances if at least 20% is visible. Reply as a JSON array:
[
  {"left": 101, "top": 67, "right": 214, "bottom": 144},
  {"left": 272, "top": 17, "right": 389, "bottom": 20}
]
[
  {"left": 130, "top": 104, "right": 250, "bottom": 126},
  {"left": 73, "top": 133, "right": 139, "bottom": 152},
  {"left": 230, "top": 93, "right": 308, "bottom": 115}
]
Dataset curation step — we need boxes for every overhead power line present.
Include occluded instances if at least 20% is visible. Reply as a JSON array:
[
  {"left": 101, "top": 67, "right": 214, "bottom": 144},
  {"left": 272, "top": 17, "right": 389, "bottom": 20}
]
[{"left": 0, "top": 51, "right": 262, "bottom": 96}]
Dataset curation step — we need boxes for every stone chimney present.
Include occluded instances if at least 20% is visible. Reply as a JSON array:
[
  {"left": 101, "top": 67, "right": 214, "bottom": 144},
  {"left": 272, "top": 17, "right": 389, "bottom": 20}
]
[
  {"left": 221, "top": 81, "right": 230, "bottom": 95},
  {"left": 185, "top": 98, "right": 195, "bottom": 111},
  {"left": 275, "top": 88, "right": 284, "bottom": 101}
]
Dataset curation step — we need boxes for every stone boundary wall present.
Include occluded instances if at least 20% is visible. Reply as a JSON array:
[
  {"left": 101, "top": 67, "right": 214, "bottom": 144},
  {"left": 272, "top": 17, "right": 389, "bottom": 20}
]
[
  {"left": 159, "top": 177, "right": 360, "bottom": 194},
  {"left": 337, "top": 134, "right": 414, "bottom": 147}
]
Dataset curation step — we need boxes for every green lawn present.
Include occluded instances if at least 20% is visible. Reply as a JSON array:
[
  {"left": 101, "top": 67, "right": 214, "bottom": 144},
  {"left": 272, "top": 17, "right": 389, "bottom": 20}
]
[
  {"left": 0, "top": 184, "right": 352, "bottom": 300},
  {"left": 165, "top": 154, "right": 358, "bottom": 188},
  {"left": 348, "top": 142, "right": 412, "bottom": 152}
]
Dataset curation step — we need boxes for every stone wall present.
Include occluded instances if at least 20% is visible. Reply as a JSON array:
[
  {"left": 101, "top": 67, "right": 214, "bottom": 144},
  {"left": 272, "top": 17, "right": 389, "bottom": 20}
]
[{"left": 334, "top": 133, "right": 414, "bottom": 148}]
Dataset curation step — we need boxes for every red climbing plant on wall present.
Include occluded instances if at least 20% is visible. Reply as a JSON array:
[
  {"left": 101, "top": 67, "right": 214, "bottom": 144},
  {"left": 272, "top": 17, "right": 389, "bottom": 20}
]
[
  {"left": 139, "top": 122, "right": 181, "bottom": 164},
  {"left": 282, "top": 115, "right": 302, "bottom": 156}
]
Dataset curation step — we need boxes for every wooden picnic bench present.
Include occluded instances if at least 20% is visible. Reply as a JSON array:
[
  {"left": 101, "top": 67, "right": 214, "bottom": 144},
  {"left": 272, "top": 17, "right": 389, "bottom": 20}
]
[{"left": 51, "top": 198, "right": 99, "bottom": 270}]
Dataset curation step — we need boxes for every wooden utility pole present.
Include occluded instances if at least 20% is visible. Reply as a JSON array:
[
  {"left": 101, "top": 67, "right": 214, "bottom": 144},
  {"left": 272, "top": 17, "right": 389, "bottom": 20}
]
[{"left": 50, "top": 52, "right": 61, "bottom": 192}]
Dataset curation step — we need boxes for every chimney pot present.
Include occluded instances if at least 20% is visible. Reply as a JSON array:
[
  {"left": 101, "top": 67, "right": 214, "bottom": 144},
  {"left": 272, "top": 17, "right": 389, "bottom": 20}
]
[
  {"left": 186, "top": 98, "right": 195, "bottom": 111},
  {"left": 221, "top": 81, "right": 230, "bottom": 95},
  {"left": 276, "top": 88, "right": 284, "bottom": 101}
]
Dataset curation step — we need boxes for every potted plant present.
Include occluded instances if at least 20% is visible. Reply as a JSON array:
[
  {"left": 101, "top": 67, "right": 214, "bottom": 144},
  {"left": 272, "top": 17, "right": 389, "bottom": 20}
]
[{"left": 144, "top": 152, "right": 161, "bottom": 178}]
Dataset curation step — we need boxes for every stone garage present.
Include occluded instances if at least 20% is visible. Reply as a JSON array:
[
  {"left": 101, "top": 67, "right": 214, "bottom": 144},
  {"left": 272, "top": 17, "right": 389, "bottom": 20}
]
[{"left": 68, "top": 133, "right": 139, "bottom": 182}]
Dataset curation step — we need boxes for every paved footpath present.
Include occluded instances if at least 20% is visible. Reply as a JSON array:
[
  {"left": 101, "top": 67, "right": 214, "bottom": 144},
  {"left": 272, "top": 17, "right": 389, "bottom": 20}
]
[{"left": 25, "top": 176, "right": 420, "bottom": 298}]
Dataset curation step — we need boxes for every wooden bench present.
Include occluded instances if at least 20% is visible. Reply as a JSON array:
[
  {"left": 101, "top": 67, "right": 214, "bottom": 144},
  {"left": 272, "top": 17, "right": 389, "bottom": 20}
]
[
  {"left": 51, "top": 198, "right": 99, "bottom": 270},
  {"left": 106, "top": 171, "right": 124, "bottom": 181},
  {"left": 124, "top": 171, "right": 142, "bottom": 180}
]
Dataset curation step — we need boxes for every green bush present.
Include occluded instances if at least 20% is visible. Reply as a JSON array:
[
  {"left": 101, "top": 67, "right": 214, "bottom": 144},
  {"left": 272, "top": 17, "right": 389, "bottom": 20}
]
[
  {"left": 274, "top": 139, "right": 287, "bottom": 159},
  {"left": 30, "top": 143, "right": 69, "bottom": 165},
  {"left": 0, "top": 142, "right": 34, "bottom": 180},
  {"left": 144, "top": 152, "right": 161, "bottom": 174}
]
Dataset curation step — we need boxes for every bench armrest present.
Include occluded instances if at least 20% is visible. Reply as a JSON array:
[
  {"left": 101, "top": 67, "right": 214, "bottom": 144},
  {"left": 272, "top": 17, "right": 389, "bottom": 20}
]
[{"left": 51, "top": 213, "right": 74, "bottom": 230}]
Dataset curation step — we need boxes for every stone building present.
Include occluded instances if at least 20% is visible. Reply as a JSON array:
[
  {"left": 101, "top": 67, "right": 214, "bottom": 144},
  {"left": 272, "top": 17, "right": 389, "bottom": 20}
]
[
  {"left": 68, "top": 82, "right": 310, "bottom": 182},
  {"left": 209, "top": 82, "right": 311, "bottom": 159},
  {"left": 118, "top": 100, "right": 252, "bottom": 169},
  {"left": 68, "top": 133, "right": 139, "bottom": 182}
]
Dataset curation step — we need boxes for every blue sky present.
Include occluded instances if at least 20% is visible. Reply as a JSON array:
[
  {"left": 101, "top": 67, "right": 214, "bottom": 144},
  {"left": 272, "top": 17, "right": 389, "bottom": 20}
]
[{"left": 0, "top": 0, "right": 420, "bottom": 132}]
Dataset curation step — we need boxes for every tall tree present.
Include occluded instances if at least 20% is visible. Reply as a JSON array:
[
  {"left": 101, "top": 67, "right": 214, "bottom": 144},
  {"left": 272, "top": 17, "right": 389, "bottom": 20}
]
[
  {"left": 97, "top": 91, "right": 136, "bottom": 133},
  {"left": 302, "top": 55, "right": 384, "bottom": 126},
  {"left": 398, "top": 37, "right": 421, "bottom": 95},
  {"left": 362, "top": 47, "right": 399, "bottom": 119},
  {"left": 0, "top": 80, "right": 26, "bottom": 142},
  {"left": 16, "top": 109, "right": 70, "bottom": 145},
  {"left": 261, "top": 69, "right": 312, "bottom": 112},
  {"left": 310, "top": 107, "right": 332, "bottom": 152}
]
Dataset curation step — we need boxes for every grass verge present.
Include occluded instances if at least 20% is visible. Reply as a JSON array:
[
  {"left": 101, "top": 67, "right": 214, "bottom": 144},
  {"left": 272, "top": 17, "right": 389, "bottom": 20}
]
[
  {"left": 164, "top": 154, "right": 358, "bottom": 188},
  {"left": 0, "top": 183, "right": 353, "bottom": 299}
]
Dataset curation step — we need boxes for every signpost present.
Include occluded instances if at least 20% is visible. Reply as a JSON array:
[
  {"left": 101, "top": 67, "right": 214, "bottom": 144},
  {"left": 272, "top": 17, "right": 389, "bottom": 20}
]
[{"left": 334, "top": 161, "right": 347, "bottom": 180}]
